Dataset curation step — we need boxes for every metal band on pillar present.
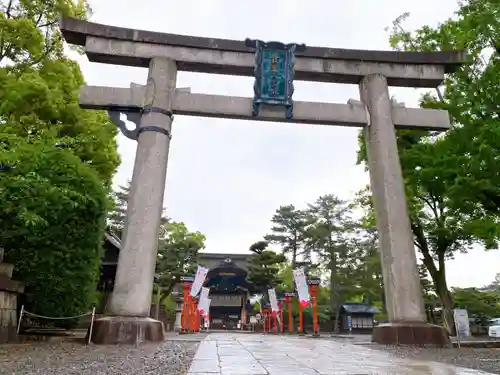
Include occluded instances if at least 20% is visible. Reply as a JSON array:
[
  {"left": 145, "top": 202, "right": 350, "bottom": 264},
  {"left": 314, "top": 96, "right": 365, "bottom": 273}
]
[
  {"left": 137, "top": 126, "right": 172, "bottom": 138},
  {"left": 108, "top": 108, "right": 173, "bottom": 140}
]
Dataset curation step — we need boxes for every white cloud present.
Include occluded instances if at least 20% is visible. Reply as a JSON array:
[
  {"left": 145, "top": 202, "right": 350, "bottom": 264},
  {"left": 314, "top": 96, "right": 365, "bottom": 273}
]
[{"left": 77, "top": 0, "right": 499, "bottom": 288}]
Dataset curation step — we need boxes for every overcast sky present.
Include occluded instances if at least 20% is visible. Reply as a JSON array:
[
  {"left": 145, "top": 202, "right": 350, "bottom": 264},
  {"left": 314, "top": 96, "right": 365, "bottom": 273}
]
[{"left": 75, "top": 0, "right": 500, "bottom": 288}]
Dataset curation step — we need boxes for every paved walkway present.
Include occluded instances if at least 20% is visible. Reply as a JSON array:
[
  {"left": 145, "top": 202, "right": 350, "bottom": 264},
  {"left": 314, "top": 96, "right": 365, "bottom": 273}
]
[{"left": 187, "top": 333, "right": 495, "bottom": 375}]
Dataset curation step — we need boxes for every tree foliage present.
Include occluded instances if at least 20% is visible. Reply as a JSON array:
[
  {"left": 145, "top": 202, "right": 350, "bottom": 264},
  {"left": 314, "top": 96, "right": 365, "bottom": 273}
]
[
  {"left": 108, "top": 181, "right": 169, "bottom": 239},
  {"left": 247, "top": 240, "right": 286, "bottom": 295},
  {"left": 305, "top": 195, "right": 355, "bottom": 315},
  {"left": 452, "top": 287, "right": 500, "bottom": 320},
  {"left": 264, "top": 205, "right": 308, "bottom": 268},
  {"left": 0, "top": 0, "right": 119, "bottom": 323},
  {"left": 254, "top": 193, "right": 387, "bottom": 328},
  {"left": 0, "top": 135, "right": 108, "bottom": 322},
  {"left": 108, "top": 182, "right": 130, "bottom": 238},
  {"left": 0, "top": 0, "right": 120, "bottom": 183},
  {"left": 0, "top": 0, "right": 87, "bottom": 65},
  {"left": 156, "top": 221, "right": 206, "bottom": 297}
]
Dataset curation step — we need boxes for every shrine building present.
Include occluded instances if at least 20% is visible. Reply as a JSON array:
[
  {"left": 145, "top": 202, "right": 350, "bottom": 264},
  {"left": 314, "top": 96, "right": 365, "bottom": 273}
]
[
  {"left": 196, "top": 253, "right": 256, "bottom": 329},
  {"left": 99, "top": 239, "right": 257, "bottom": 329}
]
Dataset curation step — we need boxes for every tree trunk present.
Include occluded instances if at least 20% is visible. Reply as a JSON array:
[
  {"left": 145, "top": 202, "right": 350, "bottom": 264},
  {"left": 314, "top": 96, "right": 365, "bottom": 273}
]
[
  {"left": 412, "top": 220, "right": 456, "bottom": 335},
  {"left": 434, "top": 259, "right": 456, "bottom": 336},
  {"left": 423, "top": 252, "right": 455, "bottom": 335},
  {"left": 437, "top": 286, "right": 455, "bottom": 335}
]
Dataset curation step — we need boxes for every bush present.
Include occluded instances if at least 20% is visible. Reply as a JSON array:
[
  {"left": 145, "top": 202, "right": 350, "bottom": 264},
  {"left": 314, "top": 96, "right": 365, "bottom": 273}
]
[{"left": 0, "top": 134, "right": 109, "bottom": 327}]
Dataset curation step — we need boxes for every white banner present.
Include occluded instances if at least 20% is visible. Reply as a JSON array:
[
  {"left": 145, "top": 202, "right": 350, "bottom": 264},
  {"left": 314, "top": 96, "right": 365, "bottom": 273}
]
[
  {"left": 198, "top": 287, "right": 210, "bottom": 315},
  {"left": 268, "top": 288, "right": 279, "bottom": 312},
  {"left": 453, "top": 308, "right": 471, "bottom": 338},
  {"left": 293, "top": 268, "right": 310, "bottom": 307},
  {"left": 199, "top": 287, "right": 210, "bottom": 304},
  {"left": 190, "top": 266, "right": 209, "bottom": 297}
]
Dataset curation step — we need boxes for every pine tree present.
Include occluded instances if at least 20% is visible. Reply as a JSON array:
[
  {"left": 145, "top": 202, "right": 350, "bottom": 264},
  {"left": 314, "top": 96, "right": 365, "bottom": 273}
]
[
  {"left": 305, "top": 194, "right": 355, "bottom": 330},
  {"left": 108, "top": 182, "right": 130, "bottom": 239},
  {"left": 247, "top": 241, "right": 286, "bottom": 299},
  {"left": 264, "top": 205, "right": 309, "bottom": 268},
  {"left": 108, "top": 181, "right": 168, "bottom": 239}
]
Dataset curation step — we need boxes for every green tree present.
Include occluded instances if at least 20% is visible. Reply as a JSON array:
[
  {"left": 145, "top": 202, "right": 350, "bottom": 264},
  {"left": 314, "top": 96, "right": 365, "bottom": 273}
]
[
  {"left": 0, "top": 0, "right": 87, "bottom": 65},
  {"left": 305, "top": 194, "right": 356, "bottom": 329},
  {"left": 452, "top": 287, "right": 500, "bottom": 319},
  {"left": 155, "top": 221, "right": 206, "bottom": 297},
  {"left": 0, "top": 0, "right": 120, "bottom": 324},
  {"left": 419, "top": 264, "right": 436, "bottom": 304},
  {"left": 247, "top": 240, "right": 286, "bottom": 298},
  {"left": 108, "top": 182, "right": 130, "bottom": 238},
  {"left": 351, "top": 187, "right": 385, "bottom": 309},
  {"left": 354, "top": 228, "right": 384, "bottom": 310},
  {"left": 107, "top": 182, "right": 169, "bottom": 239},
  {"left": 277, "top": 263, "right": 295, "bottom": 293},
  {"left": 264, "top": 205, "right": 308, "bottom": 268},
  {"left": 0, "top": 0, "right": 120, "bottom": 184},
  {"left": 357, "top": 1, "right": 500, "bottom": 332},
  {"left": 0, "top": 134, "right": 108, "bottom": 324}
]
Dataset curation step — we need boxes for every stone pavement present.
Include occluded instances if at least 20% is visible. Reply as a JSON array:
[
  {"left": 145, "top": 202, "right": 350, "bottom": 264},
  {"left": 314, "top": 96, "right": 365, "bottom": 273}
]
[{"left": 187, "top": 332, "right": 496, "bottom": 375}]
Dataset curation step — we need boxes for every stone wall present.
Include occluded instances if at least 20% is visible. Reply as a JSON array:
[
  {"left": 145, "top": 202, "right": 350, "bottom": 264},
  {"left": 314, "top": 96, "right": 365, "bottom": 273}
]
[
  {"left": 0, "top": 247, "right": 25, "bottom": 343},
  {"left": 0, "top": 291, "right": 18, "bottom": 342}
]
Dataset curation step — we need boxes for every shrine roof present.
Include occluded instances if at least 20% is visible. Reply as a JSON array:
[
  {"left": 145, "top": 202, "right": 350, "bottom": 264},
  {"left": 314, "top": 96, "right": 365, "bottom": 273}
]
[
  {"left": 198, "top": 253, "right": 252, "bottom": 261},
  {"left": 60, "top": 17, "right": 466, "bottom": 72}
]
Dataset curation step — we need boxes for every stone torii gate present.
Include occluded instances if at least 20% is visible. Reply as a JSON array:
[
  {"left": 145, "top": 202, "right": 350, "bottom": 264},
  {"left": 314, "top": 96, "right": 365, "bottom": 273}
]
[{"left": 60, "top": 17, "right": 464, "bottom": 345}]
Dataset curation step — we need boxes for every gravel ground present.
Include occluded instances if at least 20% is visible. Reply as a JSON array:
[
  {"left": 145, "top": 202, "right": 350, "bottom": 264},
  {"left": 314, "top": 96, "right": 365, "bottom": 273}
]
[
  {"left": 0, "top": 340, "right": 199, "bottom": 375},
  {"left": 367, "top": 344, "right": 500, "bottom": 374}
]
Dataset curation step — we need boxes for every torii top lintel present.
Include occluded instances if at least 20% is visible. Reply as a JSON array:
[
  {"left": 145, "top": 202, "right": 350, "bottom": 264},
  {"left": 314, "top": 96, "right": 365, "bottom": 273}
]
[{"left": 60, "top": 17, "right": 466, "bottom": 88}]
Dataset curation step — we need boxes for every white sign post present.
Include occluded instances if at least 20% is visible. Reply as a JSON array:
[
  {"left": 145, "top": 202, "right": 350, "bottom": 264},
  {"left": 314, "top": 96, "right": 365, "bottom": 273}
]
[{"left": 453, "top": 308, "right": 470, "bottom": 348}]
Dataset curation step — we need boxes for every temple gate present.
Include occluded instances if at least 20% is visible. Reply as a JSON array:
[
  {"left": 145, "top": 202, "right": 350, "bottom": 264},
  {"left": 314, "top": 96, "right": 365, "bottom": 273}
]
[{"left": 59, "top": 17, "right": 465, "bottom": 345}]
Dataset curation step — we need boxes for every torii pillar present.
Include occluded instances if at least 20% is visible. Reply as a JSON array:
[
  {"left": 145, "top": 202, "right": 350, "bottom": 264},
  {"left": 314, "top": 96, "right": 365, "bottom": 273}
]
[
  {"left": 359, "top": 75, "right": 449, "bottom": 345},
  {"left": 90, "top": 57, "right": 177, "bottom": 344}
]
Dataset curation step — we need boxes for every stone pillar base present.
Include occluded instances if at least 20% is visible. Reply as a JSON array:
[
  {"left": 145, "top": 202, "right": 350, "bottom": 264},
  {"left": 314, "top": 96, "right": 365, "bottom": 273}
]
[
  {"left": 87, "top": 316, "right": 164, "bottom": 345},
  {"left": 372, "top": 322, "right": 450, "bottom": 347}
]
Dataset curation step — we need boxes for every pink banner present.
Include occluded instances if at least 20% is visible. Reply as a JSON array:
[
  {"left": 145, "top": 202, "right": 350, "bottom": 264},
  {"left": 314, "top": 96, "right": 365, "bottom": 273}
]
[{"left": 198, "top": 298, "right": 211, "bottom": 318}]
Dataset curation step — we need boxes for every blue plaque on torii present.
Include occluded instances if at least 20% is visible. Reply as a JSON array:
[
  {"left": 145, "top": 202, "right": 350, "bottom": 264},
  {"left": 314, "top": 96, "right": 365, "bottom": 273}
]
[{"left": 245, "top": 39, "right": 306, "bottom": 120}]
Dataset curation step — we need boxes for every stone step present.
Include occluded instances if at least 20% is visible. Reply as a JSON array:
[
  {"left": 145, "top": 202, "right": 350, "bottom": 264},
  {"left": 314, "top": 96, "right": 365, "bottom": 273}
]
[{"left": 0, "top": 262, "right": 14, "bottom": 278}]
